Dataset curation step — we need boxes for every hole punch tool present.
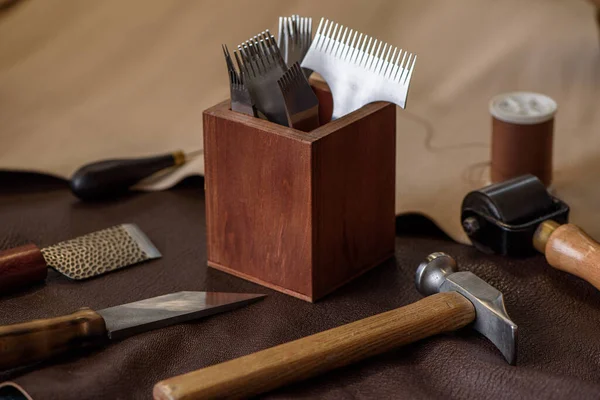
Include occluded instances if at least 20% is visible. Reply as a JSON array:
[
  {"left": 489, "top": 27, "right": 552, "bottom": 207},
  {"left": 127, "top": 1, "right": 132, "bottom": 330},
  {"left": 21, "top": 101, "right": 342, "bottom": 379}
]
[{"left": 462, "top": 174, "right": 600, "bottom": 290}]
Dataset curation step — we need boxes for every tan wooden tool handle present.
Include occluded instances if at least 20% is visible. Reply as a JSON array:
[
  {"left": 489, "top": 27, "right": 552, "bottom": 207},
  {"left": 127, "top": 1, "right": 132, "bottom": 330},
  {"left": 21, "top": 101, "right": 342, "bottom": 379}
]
[
  {"left": 0, "top": 308, "right": 107, "bottom": 370},
  {"left": 534, "top": 221, "right": 600, "bottom": 290},
  {"left": 153, "top": 292, "right": 475, "bottom": 400},
  {"left": 0, "top": 244, "right": 48, "bottom": 293}
]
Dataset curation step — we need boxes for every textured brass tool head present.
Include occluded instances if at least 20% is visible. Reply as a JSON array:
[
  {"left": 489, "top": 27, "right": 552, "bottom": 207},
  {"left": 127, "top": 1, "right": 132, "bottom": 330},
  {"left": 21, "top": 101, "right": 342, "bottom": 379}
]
[{"left": 41, "top": 224, "right": 161, "bottom": 280}]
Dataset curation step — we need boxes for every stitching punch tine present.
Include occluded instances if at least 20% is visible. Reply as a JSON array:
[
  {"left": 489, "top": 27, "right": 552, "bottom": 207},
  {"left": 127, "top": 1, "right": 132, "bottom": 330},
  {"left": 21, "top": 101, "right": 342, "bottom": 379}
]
[
  {"left": 222, "top": 44, "right": 256, "bottom": 116},
  {"left": 302, "top": 17, "right": 417, "bottom": 119},
  {"left": 278, "top": 16, "right": 288, "bottom": 63},
  {"left": 260, "top": 30, "right": 286, "bottom": 70},
  {"left": 278, "top": 16, "right": 292, "bottom": 65},
  {"left": 278, "top": 15, "right": 313, "bottom": 78},
  {"left": 277, "top": 62, "right": 319, "bottom": 132},
  {"left": 222, "top": 44, "right": 239, "bottom": 81},
  {"left": 237, "top": 30, "right": 288, "bottom": 125}
]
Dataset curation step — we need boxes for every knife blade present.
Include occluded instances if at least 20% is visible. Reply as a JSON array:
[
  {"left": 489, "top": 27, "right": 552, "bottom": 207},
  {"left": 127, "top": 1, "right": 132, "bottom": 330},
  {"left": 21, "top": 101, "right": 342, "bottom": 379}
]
[{"left": 0, "top": 291, "right": 266, "bottom": 370}]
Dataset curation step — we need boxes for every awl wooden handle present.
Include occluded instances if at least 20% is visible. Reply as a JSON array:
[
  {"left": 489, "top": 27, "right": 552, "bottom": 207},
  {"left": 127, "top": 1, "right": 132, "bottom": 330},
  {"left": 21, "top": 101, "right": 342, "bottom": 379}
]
[
  {"left": 153, "top": 292, "right": 476, "bottom": 400},
  {"left": 535, "top": 221, "right": 600, "bottom": 290},
  {"left": 0, "top": 309, "right": 106, "bottom": 370}
]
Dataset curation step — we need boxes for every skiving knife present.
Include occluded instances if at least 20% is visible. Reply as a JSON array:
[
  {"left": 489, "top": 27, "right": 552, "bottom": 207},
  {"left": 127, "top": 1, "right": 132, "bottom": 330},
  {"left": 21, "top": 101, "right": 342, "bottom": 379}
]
[
  {"left": 0, "top": 224, "right": 162, "bottom": 293},
  {"left": 0, "top": 291, "right": 266, "bottom": 369}
]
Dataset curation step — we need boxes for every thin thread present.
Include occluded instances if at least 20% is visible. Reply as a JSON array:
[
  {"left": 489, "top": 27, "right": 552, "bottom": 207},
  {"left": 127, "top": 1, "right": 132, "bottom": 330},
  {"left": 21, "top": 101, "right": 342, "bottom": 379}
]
[
  {"left": 399, "top": 111, "right": 492, "bottom": 185},
  {"left": 399, "top": 111, "right": 488, "bottom": 152}
]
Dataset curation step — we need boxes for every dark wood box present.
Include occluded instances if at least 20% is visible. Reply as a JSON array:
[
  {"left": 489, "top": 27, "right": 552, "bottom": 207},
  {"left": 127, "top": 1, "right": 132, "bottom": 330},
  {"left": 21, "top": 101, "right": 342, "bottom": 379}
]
[{"left": 203, "top": 82, "right": 396, "bottom": 302}]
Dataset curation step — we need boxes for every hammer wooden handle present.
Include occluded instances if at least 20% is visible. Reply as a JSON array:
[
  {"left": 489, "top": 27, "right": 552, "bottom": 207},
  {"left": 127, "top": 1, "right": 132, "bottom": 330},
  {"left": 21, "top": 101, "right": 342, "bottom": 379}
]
[
  {"left": 535, "top": 222, "right": 600, "bottom": 290},
  {"left": 153, "top": 292, "right": 475, "bottom": 400}
]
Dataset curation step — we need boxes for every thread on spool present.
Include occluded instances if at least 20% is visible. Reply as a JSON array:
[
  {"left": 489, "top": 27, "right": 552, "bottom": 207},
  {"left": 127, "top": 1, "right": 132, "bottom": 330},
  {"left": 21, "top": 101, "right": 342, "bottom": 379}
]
[{"left": 489, "top": 92, "right": 556, "bottom": 186}]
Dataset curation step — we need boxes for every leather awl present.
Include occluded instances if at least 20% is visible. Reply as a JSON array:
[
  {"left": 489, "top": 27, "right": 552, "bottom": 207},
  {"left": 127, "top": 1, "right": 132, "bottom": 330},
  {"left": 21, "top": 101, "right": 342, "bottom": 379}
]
[
  {"left": 462, "top": 174, "right": 600, "bottom": 290},
  {"left": 69, "top": 150, "right": 202, "bottom": 201},
  {"left": 153, "top": 253, "right": 517, "bottom": 400}
]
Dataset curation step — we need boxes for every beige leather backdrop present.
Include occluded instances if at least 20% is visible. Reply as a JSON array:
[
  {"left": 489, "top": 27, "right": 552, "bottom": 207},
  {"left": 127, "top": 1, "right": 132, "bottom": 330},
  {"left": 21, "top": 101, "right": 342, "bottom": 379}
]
[{"left": 1, "top": 0, "right": 599, "bottom": 242}]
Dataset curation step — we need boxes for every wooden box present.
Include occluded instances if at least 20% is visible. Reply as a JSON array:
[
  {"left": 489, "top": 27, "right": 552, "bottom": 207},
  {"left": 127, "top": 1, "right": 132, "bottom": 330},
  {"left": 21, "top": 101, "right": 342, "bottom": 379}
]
[{"left": 203, "top": 82, "right": 396, "bottom": 302}]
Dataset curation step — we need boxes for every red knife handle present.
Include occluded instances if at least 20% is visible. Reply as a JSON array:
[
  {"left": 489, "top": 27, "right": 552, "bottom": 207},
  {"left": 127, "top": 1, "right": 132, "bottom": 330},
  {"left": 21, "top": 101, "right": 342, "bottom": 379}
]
[{"left": 0, "top": 244, "right": 48, "bottom": 292}]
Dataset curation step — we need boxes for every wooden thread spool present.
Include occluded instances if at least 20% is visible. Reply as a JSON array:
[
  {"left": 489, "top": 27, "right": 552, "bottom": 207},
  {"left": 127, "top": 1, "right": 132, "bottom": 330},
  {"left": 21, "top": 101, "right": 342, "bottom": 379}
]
[{"left": 489, "top": 92, "right": 557, "bottom": 186}]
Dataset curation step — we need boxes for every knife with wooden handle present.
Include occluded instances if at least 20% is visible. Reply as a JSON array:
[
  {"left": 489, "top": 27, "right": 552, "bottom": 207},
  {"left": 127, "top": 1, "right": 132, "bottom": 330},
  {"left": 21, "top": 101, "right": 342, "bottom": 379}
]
[
  {"left": 0, "top": 309, "right": 107, "bottom": 370},
  {"left": 0, "top": 291, "right": 265, "bottom": 370}
]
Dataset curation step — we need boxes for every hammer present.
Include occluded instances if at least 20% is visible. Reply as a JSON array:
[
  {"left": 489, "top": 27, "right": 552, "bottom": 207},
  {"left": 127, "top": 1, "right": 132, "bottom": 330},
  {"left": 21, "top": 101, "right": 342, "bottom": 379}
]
[
  {"left": 462, "top": 174, "right": 600, "bottom": 290},
  {"left": 153, "top": 253, "right": 517, "bottom": 400}
]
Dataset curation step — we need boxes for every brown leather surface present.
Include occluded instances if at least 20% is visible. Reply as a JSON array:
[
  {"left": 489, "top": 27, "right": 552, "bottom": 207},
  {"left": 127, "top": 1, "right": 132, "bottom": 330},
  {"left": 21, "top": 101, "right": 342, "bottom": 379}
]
[{"left": 1, "top": 172, "right": 600, "bottom": 399}]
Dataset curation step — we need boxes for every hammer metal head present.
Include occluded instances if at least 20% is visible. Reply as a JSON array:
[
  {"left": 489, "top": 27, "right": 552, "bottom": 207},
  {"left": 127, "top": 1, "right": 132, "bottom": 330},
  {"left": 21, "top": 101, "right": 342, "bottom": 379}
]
[{"left": 415, "top": 253, "right": 518, "bottom": 365}]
